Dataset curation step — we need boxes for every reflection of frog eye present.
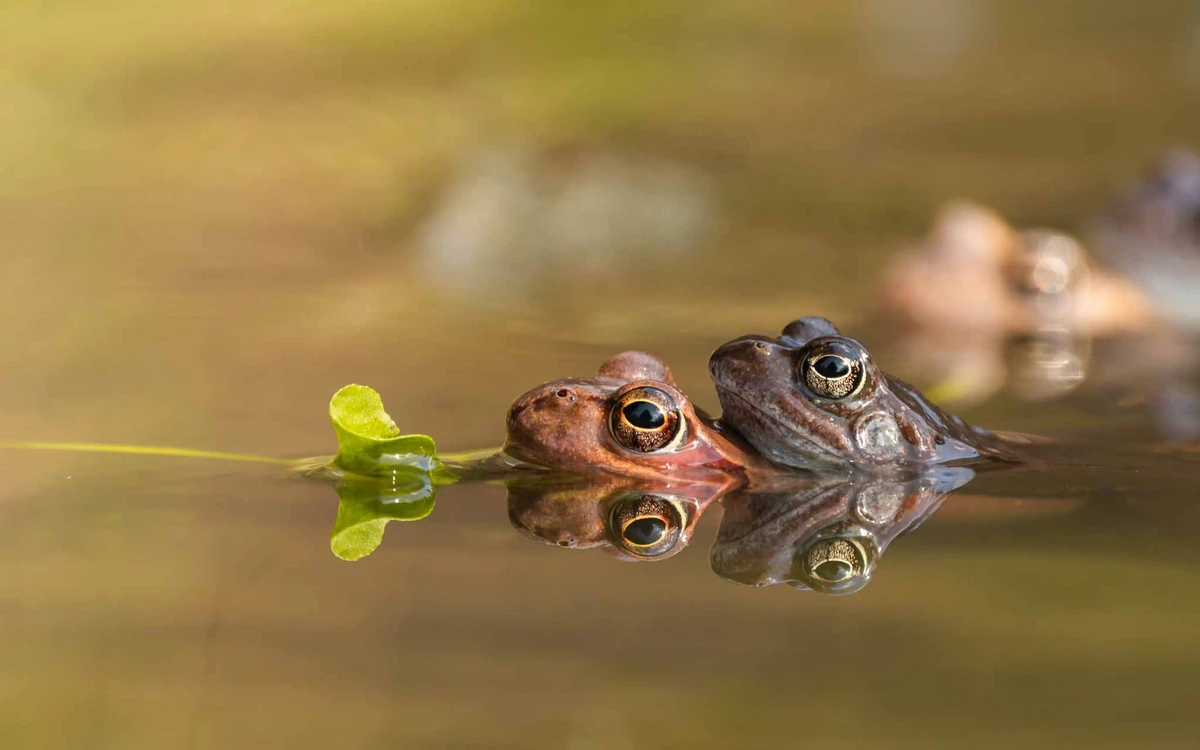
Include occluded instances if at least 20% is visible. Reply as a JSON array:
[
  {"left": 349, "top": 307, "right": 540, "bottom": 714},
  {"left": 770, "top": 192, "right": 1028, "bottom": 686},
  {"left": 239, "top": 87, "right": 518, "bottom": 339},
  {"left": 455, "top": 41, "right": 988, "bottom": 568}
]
[
  {"left": 609, "top": 386, "right": 686, "bottom": 453},
  {"left": 797, "top": 535, "right": 873, "bottom": 593},
  {"left": 609, "top": 493, "right": 686, "bottom": 558},
  {"left": 805, "top": 539, "right": 865, "bottom": 582},
  {"left": 800, "top": 340, "right": 866, "bottom": 400}
]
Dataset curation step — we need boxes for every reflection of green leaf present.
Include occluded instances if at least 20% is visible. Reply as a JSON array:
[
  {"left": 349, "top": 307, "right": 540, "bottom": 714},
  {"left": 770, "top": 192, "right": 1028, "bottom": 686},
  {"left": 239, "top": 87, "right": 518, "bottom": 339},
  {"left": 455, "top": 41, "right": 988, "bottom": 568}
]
[
  {"left": 329, "top": 384, "right": 456, "bottom": 483},
  {"left": 331, "top": 468, "right": 437, "bottom": 561}
]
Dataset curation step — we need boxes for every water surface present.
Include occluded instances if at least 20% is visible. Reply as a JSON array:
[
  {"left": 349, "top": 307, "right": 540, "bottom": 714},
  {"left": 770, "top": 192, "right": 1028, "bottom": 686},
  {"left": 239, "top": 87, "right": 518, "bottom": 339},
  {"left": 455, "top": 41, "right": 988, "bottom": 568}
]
[{"left": 3, "top": 2, "right": 1200, "bottom": 748}]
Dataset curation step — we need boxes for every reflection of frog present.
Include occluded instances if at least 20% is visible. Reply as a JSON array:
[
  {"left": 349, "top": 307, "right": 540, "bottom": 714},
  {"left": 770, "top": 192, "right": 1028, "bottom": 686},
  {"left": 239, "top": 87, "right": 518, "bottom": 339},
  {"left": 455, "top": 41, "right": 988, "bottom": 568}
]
[
  {"left": 709, "top": 317, "right": 1026, "bottom": 470},
  {"left": 710, "top": 468, "right": 974, "bottom": 594},
  {"left": 506, "top": 477, "right": 726, "bottom": 561},
  {"left": 881, "top": 324, "right": 1091, "bottom": 407},
  {"left": 504, "top": 350, "right": 770, "bottom": 484}
]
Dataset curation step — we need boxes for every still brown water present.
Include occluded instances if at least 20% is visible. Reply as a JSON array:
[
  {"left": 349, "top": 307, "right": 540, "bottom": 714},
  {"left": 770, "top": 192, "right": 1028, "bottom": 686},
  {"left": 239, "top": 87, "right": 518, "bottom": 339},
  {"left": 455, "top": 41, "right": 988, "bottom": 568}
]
[{"left": 4, "top": 2, "right": 1200, "bottom": 748}]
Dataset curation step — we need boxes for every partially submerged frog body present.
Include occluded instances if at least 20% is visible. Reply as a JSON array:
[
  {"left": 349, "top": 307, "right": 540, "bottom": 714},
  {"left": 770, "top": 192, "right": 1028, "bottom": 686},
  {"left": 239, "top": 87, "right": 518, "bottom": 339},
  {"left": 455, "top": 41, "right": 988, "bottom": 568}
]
[
  {"left": 710, "top": 468, "right": 973, "bottom": 594},
  {"left": 504, "top": 351, "right": 769, "bottom": 484},
  {"left": 506, "top": 476, "right": 726, "bottom": 561},
  {"left": 709, "top": 317, "right": 1028, "bottom": 470}
]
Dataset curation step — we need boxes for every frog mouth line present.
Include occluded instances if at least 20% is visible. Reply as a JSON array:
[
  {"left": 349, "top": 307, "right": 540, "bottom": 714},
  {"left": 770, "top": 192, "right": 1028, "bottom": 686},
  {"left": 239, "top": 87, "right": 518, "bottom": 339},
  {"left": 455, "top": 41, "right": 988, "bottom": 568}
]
[{"left": 716, "top": 389, "right": 842, "bottom": 466}]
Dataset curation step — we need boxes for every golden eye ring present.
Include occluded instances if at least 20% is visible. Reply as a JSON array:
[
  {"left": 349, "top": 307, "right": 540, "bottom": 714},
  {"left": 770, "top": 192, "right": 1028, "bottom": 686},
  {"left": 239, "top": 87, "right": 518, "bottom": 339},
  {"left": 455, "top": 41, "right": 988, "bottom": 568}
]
[
  {"left": 804, "top": 538, "right": 867, "bottom": 583},
  {"left": 799, "top": 340, "right": 866, "bottom": 400},
  {"left": 794, "top": 529, "right": 877, "bottom": 594},
  {"left": 608, "top": 386, "right": 686, "bottom": 453},
  {"left": 609, "top": 493, "right": 686, "bottom": 558}
]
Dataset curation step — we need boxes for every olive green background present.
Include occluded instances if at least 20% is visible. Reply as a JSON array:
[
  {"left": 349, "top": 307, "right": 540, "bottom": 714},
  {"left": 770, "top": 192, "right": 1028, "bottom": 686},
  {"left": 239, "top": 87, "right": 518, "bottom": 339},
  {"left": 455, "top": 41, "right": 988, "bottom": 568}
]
[{"left": 2, "top": 2, "right": 1198, "bottom": 748}]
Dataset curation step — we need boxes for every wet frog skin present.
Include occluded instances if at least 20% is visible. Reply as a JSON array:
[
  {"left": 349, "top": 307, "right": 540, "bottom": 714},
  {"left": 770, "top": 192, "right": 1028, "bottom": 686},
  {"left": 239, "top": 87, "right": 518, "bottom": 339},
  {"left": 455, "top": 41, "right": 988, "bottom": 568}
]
[
  {"left": 709, "top": 317, "right": 1026, "bottom": 470},
  {"left": 504, "top": 350, "right": 769, "bottom": 484}
]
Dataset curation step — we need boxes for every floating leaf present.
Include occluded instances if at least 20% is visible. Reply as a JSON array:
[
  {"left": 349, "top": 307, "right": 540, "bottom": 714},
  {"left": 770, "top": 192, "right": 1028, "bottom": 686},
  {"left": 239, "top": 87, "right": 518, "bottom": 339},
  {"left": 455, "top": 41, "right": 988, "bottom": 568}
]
[
  {"left": 329, "top": 384, "right": 455, "bottom": 482},
  {"left": 330, "top": 468, "right": 438, "bottom": 561}
]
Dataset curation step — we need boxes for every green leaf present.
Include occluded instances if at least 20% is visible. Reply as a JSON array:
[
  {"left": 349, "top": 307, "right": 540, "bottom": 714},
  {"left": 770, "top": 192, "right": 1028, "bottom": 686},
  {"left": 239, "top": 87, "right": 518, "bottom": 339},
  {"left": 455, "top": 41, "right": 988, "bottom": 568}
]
[
  {"left": 330, "top": 468, "right": 438, "bottom": 561},
  {"left": 329, "top": 384, "right": 455, "bottom": 482}
]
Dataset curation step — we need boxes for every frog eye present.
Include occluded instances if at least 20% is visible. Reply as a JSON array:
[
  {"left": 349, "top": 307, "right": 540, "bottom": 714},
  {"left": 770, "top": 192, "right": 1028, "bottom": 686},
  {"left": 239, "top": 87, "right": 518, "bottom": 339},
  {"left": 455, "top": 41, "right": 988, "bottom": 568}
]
[
  {"left": 800, "top": 340, "right": 866, "bottom": 400},
  {"left": 609, "top": 493, "right": 686, "bottom": 558},
  {"left": 609, "top": 386, "right": 686, "bottom": 453}
]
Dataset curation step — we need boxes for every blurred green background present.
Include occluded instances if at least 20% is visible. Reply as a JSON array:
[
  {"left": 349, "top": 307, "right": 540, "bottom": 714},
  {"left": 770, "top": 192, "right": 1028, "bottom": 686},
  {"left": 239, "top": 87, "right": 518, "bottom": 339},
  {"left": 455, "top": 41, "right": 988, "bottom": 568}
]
[
  {"left": 5, "top": 0, "right": 1200, "bottom": 454},
  {"left": 2, "top": 2, "right": 1199, "bottom": 748}
]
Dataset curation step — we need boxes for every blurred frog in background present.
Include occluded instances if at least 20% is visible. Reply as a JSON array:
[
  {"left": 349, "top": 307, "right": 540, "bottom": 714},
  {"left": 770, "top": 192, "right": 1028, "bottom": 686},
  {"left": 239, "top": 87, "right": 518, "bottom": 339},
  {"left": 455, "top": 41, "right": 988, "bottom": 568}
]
[
  {"left": 878, "top": 200, "right": 1154, "bottom": 406},
  {"left": 877, "top": 155, "right": 1200, "bottom": 441},
  {"left": 1087, "top": 149, "right": 1200, "bottom": 440},
  {"left": 1092, "top": 148, "right": 1200, "bottom": 329},
  {"left": 881, "top": 201, "right": 1154, "bottom": 338}
]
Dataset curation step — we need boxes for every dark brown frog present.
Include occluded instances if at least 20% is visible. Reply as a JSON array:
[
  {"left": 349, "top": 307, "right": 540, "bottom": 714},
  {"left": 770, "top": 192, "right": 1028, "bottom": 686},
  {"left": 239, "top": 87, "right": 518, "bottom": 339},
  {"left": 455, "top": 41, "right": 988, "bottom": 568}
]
[{"left": 708, "top": 317, "right": 1027, "bottom": 470}]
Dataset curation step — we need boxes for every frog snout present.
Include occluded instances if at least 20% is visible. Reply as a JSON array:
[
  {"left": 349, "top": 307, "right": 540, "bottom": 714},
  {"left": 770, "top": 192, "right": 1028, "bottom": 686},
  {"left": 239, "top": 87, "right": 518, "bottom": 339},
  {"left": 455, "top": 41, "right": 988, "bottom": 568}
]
[
  {"left": 505, "top": 384, "right": 578, "bottom": 443},
  {"left": 708, "top": 337, "right": 772, "bottom": 388}
]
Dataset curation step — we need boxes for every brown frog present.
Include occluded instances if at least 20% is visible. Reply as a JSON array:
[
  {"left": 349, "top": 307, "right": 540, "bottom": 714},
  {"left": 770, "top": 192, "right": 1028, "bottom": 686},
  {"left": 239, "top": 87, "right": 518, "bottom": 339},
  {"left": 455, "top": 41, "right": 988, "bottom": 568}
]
[
  {"left": 708, "top": 317, "right": 1027, "bottom": 470},
  {"left": 504, "top": 350, "right": 770, "bottom": 485}
]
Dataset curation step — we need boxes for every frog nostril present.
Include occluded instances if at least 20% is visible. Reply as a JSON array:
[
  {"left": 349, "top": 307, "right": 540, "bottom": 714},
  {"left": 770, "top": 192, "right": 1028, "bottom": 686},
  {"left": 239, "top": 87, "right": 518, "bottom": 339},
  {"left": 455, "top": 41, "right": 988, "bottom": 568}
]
[
  {"left": 556, "top": 388, "right": 570, "bottom": 398},
  {"left": 754, "top": 342, "right": 768, "bottom": 351}
]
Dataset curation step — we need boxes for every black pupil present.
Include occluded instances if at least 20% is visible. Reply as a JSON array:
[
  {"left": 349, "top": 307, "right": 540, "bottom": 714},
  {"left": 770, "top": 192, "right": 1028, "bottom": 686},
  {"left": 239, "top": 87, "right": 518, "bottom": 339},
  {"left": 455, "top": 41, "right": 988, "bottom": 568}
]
[
  {"left": 815, "top": 559, "right": 852, "bottom": 582},
  {"left": 814, "top": 355, "right": 850, "bottom": 379},
  {"left": 625, "top": 517, "right": 667, "bottom": 546},
  {"left": 623, "top": 400, "right": 665, "bottom": 429}
]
